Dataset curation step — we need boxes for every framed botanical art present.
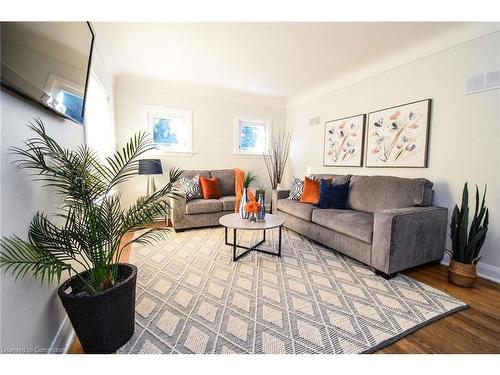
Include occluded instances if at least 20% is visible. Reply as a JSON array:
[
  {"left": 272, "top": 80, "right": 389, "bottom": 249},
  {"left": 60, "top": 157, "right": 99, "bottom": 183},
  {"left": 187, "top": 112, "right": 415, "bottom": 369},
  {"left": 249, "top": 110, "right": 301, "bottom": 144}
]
[
  {"left": 365, "top": 99, "right": 431, "bottom": 168},
  {"left": 323, "top": 114, "right": 366, "bottom": 167}
]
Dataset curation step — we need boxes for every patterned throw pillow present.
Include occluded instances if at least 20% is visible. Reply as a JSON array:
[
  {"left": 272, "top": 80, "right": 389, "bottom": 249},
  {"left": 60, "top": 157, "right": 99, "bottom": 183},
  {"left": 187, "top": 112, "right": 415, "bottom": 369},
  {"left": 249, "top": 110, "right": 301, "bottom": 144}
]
[
  {"left": 179, "top": 174, "right": 202, "bottom": 201},
  {"left": 288, "top": 176, "right": 305, "bottom": 200}
]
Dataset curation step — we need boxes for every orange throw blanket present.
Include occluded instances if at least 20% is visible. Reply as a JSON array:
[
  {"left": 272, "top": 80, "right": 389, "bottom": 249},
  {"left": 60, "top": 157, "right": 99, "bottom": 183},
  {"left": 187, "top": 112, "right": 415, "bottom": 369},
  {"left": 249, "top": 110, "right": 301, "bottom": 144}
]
[{"left": 234, "top": 168, "right": 256, "bottom": 213}]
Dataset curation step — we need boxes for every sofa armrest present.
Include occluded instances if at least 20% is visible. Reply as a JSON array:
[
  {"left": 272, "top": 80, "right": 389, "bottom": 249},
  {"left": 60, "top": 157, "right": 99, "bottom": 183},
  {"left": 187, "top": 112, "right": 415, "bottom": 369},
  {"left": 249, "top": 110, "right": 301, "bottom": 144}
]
[
  {"left": 372, "top": 206, "right": 448, "bottom": 274},
  {"left": 272, "top": 189, "right": 290, "bottom": 214},
  {"left": 170, "top": 192, "right": 187, "bottom": 229}
]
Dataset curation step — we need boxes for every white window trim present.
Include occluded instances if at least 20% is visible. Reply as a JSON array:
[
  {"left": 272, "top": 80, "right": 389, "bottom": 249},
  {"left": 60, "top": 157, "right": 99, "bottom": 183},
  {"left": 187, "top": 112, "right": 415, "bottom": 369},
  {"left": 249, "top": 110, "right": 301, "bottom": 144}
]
[
  {"left": 84, "top": 70, "right": 115, "bottom": 160},
  {"left": 233, "top": 116, "right": 271, "bottom": 157},
  {"left": 84, "top": 70, "right": 112, "bottom": 147},
  {"left": 143, "top": 105, "right": 195, "bottom": 155},
  {"left": 44, "top": 72, "right": 84, "bottom": 97},
  {"left": 43, "top": 73, "right": 85, "bottom": 116}
]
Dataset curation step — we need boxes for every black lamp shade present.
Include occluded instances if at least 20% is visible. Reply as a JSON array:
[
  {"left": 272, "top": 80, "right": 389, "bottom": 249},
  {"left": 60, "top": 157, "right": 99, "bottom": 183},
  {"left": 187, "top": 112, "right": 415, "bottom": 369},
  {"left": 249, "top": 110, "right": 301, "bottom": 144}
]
[{"left": 138, "top": 159, "right": 163, "bottom": 175}]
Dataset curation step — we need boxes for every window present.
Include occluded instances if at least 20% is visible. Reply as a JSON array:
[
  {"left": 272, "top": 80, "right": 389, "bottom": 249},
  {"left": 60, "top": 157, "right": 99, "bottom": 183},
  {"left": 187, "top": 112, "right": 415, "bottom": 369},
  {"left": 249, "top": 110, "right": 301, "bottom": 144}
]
[
  {"left": 84, "top": 70, "right": 114, "bottom": 160},
  {"left": 146, "top": 107, "right": 193, "bottom": 153},
  {"left": 55, "top": 90, "right": 84, "bottom": 123},
  {"left": 44, "top": 73, "right": 85, "bottom": 124},
  {"left": 234, "top": 117, "right": 270, "bottom": 155}
]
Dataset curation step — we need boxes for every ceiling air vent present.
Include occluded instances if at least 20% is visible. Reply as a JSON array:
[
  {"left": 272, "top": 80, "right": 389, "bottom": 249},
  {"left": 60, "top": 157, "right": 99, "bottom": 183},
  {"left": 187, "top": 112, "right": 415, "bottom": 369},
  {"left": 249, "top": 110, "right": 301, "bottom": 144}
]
[
  {"left": 485, "top": 70, "right": 500, "bottom": 89},
  {"left": 309, "top": 116, "right": 321, "bottom": 126},
  {"left": 465, "top": 70, "right": 500, "bottom": 95}
]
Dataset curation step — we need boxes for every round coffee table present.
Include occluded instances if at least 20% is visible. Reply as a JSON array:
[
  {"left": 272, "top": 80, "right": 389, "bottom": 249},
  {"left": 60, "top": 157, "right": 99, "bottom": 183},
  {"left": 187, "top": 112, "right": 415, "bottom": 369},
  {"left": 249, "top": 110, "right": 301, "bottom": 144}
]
[{"left": 219, "top": 213, "right": 284, "bottom": 261}]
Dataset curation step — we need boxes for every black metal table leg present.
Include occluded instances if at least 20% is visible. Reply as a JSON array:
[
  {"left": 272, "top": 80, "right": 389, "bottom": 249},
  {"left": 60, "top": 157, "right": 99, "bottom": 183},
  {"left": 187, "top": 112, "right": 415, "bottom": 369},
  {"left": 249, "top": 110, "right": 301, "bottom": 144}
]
[
  {"left": 226, "top": 226, "right": 282, "bottom": 261},
  {"left": 233, "top": 228, "right": 237, "bottom": 261},
  {"left": 278, "top": 225, "right": 282, "bottom": 257}
]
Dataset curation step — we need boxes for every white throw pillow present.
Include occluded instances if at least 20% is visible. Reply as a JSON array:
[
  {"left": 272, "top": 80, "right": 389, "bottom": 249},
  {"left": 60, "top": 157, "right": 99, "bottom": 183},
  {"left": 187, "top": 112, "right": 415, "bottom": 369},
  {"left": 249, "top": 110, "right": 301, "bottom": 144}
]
[
  {"left": 179, "top": 174, "right": 202, "bottom": 201},
  {"left": 288, "top": 176, "right": 305, "bottom": 200}
]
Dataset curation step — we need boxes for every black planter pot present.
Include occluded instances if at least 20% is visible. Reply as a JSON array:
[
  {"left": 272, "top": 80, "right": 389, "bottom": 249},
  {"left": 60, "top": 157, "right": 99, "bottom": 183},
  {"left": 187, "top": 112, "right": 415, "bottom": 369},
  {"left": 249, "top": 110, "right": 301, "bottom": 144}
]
[{"left": 58, "top": 263, "right": 137, "bottom": 354}]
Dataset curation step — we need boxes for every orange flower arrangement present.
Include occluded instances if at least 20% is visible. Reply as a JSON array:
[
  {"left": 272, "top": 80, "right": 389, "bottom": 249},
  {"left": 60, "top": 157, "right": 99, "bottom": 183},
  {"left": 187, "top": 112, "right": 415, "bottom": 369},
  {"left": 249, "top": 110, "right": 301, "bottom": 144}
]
[{"left": 244, "top": 201, "right": 261, "bottom": 214}]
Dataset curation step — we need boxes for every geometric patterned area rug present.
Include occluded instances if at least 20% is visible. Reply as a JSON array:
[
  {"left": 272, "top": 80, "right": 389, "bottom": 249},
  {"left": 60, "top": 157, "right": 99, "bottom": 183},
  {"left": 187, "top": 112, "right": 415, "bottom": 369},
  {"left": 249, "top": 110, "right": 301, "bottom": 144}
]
[{"left": 118, "top": 227, "right": 467, "bottom": 354}]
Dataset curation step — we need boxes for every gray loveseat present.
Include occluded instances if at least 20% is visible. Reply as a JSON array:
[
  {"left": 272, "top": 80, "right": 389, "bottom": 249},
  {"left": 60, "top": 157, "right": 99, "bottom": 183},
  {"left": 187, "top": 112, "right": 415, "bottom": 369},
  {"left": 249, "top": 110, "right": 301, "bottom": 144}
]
[
  {"left": 272, "top": 174, "right": 448, "bottom": 278},
  {"left": 171, "top": 169, "right": 237, "bottom": 230}
]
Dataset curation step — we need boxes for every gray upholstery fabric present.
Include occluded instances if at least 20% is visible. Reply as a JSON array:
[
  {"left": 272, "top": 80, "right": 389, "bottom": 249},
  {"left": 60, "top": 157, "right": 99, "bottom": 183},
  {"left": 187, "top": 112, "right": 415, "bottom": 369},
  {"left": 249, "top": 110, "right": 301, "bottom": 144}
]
[
  {"left": 312, "top": 209, "right": 373, "bottom": 244},
  {"left": 274, "top": 174, "right": 446, "bottom": 275},
  {"left": 170, "top": 169, "right": 234, "bottom": 229},
  {"left": 180, "top": 169, "right": 211, "bottom": 180},
  {"left": 171, "top": 192, "right": 188, "bottom": 229},
  {"left": 347, "top": 175, "right": 434, "bottom": 213},
  {"left": 371, "top": 206, "right": 448, "bottom": 274},
  {"left": 219, "top": 195, "right": 236, "bottom": 211},
  {"left": 185, "top": 199, "right": 222, "bottom": 214},
  {"left": 278, "top": 210, "right": 372, "bottom": 265},
  {"left": 272, "top": 189, "right": 290, "bottom": 214},
  {"left": 171, "top": 190, "right": 228, "bottom": 230},
  {"left": 174, "top": 211, "right": 228, "bottom": 231},
  {"left": 210, "top": 169, "right": 235, "bottom": 196},
  {"left": 310, "top": 174, "right": 351, "bottom": 185},
  {"left": 277, "top": 199, "right": 316, "bottom": 221}
]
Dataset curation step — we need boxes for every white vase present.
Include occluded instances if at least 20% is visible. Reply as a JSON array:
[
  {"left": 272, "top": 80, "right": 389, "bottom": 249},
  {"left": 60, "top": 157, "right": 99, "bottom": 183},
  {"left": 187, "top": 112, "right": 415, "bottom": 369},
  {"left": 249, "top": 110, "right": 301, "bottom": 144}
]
[{"left": 239, "top": 187, "right": 249, "bottom": 219}]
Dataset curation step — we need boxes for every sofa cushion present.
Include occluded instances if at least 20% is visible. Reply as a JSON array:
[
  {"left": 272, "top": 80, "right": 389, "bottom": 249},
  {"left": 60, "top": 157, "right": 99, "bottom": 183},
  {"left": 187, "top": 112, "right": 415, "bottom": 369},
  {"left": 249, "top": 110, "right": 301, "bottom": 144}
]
[
  {"left": 210, "top": 169, "right": 235, "bottom": 196},
  {"left": 200, "top": 176, "right": 222, "bottom": 199},
  {"left": 310, "top": 174, "right": 351, "bottom": 185},
  {"left": 300, "top": 176, "right": 321, "bottom": 204},
  {"left": 179, "top": 174, "right": 203, "bottom": 201},
  {"left": 288, "top": 176, "right": 305, "bottom": 200},
  {"left": 347, "top": 175, "right": 434, "bottom": 213},
  {"left": 180, "top": 170, "right": 211, "bottom": 179},
  {"left": 219, "top": 196, "right": 236, "bottom": 211},
  {"left": 277, "top": 199, "right": 315, "bottom": 221},
  {"left": 185, "top": 199, "right": 223, "bottom": 214},
  {"left": 312, "top": 209, "right": 374, "bottom": 243},
  {"left": 315, "top": 180, "right": 350, "bottom": 209}
]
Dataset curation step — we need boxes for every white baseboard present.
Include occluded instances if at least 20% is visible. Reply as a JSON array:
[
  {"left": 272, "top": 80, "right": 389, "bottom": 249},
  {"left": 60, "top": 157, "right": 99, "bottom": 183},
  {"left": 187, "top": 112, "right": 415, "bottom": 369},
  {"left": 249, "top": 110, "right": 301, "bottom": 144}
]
[
  {"left": 48, "top": 315, "right": 75, "bottom": 354},
  {"left": 441, "top": 252, "right": 500, "bottom": 284}
]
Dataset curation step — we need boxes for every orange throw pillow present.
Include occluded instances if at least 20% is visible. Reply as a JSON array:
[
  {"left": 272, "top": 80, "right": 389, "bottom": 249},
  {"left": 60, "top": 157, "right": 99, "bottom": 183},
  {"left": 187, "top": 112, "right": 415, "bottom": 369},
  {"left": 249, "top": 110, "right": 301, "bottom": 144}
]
[
  {"left": 300, "top": 176, "right": 321, "bottom": 204},
  {"left": 199, "top": 176, "right": 222, "bottom": 199}
]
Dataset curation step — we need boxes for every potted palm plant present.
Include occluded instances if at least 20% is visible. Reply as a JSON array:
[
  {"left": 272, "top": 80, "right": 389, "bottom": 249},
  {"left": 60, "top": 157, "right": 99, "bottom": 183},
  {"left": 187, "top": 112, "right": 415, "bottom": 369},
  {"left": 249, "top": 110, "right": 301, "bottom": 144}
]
[
  {"left": 0, "top": 118, "right": 181, "bottom": 353},
  {"left": 448, "top": 183, "right": 489, "bottom": 287}
]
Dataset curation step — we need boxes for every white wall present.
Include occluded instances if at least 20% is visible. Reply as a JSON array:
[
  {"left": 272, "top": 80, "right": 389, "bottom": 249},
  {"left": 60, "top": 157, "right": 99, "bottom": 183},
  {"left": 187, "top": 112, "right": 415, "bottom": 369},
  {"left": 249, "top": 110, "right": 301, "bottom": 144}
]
[
  {"left": 0, "top": 91, "right": 85, "bottom": 352},
  {"left": 113, "top": 75, "right": 287, "bottom": 207},
  {"left": 286, "top": 31, "right": 500, "bottom": 281},
  {"left": 0, "top": 33, "right": 114, "bottom": 352}
]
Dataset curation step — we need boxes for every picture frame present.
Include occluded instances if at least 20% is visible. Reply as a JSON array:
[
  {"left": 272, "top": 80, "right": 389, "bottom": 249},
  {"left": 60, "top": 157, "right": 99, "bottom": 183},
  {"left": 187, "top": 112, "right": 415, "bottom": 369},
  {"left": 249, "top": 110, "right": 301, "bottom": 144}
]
[
  {"left": 323, "top": 114, "right": 366, "bottom": 167},
  {"left": 365, "top": 99, "right": 431, "bottom": 168}
]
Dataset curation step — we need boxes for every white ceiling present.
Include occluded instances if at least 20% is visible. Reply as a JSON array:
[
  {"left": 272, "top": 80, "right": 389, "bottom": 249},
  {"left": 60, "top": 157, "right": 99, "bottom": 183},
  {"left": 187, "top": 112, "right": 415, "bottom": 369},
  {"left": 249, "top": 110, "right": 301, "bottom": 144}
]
[{"left": 93, "top": 22, "right": 499, "bottom": 99}]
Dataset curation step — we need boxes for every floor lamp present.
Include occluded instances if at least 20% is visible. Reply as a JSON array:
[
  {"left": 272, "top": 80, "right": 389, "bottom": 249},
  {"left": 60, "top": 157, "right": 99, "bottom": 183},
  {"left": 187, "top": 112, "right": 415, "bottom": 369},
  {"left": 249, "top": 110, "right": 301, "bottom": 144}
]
[
  {"left": 139, "top": 159, "right": 169, "bottom": 224},
  {"left": 138, "top": 159, "right": 163, "bottom": 196}
]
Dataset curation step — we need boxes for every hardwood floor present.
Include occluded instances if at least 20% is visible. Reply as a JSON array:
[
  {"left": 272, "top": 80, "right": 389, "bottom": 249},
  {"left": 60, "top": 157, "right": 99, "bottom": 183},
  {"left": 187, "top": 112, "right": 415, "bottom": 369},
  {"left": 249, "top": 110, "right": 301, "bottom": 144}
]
[
  {"left": 69, "top": 227, "right": 500, "bottom": 354},
  {"left": 378, "top": 264, "right": 500, "bottom": 353}
]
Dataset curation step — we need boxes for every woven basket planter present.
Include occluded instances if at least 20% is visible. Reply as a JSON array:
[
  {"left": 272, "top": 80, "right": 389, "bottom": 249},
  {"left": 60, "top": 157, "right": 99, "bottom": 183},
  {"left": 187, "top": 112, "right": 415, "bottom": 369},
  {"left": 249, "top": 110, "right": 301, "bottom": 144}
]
[
  {"left": 448, "top": 260, "right": 477, "bottom": 288},
  {"left": 58, "top": 263, "right": 137, "bottom": 353}
]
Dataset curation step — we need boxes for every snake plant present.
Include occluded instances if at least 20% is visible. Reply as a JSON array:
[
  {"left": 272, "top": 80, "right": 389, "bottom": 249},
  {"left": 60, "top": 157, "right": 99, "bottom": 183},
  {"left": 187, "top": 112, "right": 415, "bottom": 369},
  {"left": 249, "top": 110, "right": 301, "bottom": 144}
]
[
  {"left": 0, "top": 118, "right": 181, "bottom": 294},
  {"left": 449, "top": 183, "right": 488, "bottom": 264}
]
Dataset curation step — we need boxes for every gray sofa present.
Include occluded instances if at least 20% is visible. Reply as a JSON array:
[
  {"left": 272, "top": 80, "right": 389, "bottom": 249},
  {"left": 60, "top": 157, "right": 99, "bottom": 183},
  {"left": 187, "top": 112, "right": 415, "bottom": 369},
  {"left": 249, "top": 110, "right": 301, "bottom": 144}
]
[
  {"left": 272, "top": 174, "right": 448, "bottom": 278},
  {"left": 171, "top": 169, "right": 237, "bottom": 230}
]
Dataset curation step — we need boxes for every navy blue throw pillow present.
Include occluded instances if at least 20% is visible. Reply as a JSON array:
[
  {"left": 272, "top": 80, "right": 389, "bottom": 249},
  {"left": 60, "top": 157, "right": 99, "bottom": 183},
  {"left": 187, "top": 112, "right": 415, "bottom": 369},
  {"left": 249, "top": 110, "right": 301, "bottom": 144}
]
[{"left": 315, "top": 179, "right": 350, "bottom": 209}]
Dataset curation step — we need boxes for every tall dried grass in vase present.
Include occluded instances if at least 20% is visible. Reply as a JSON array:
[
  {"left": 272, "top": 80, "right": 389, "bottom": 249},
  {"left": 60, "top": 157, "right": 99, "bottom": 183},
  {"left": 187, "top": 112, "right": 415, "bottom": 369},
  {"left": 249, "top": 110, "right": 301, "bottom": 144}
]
[{"left": 263, "top": 128, "right": 292, "bottom": 190}]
